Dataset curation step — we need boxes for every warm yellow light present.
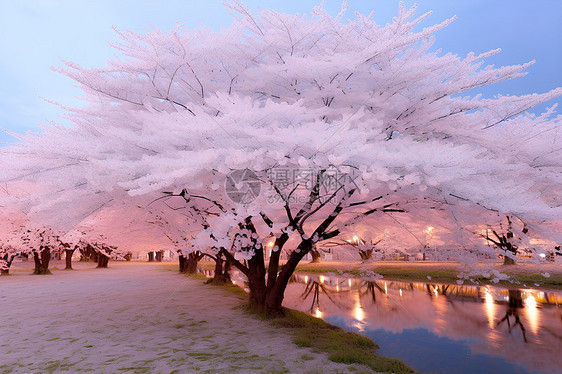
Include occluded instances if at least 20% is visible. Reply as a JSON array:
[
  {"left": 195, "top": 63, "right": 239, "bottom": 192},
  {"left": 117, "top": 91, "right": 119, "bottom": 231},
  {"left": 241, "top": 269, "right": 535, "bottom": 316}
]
[
  {"left": 267, "top": 241, "right": 275, "bottom": 247},
  {"left": 384, "top": 281, "right": 388, "bottom": 294},
  {"left": 353, "top": 293, "right": 364, "bottom": 322},
  {"left": 424, "top": 226, "right": 434, "bottom": 235},
  {"left": 319, "top": 275, "right": 325, "bottom": 284},
  {"left": 348, "top": 279, "right": 352, "bottom": 287},
  {"left": 433, "top": 288, "right": 438, "bottom": 296},
  {"left": 352, "top": 235, "right": 359, "bottom": 243},
  {"left": 399, "top": 289, "right": 403, "bottom": 297},
  {"left": 304, "top": 276, "right": 309, "bottom": 284},
  {"left": 315, "top": 308, "right": 323, "bottom": 318},
  {"left": 336, "top": 285, "right": 340, "bottom": 292},
  {"left": 525, "top": 294, "right": 539, "bottom": 335},
  {"left": 484, "top": 288, "right": 495, "bottom": 329}
]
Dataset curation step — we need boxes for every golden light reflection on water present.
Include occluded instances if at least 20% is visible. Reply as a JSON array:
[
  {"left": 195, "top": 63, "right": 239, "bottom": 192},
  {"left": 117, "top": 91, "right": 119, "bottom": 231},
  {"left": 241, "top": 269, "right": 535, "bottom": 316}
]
[
  {"left": 353, "top": 293, "right": 364, "bottom": 322},
  {"left": 525, "top": 294, "right": 539, "bottom": 335},
  {"left": 432, "top": 292, "right": 448, "bottom": 334},
  {"left": 353, "top": 292, "right": 365, "bottom": 331},
  {"left": 484, "top": 288, "right": 496, "bottom": 329},
  {"left": 283, "top": 273, "right": 562, "bottom": 374}
]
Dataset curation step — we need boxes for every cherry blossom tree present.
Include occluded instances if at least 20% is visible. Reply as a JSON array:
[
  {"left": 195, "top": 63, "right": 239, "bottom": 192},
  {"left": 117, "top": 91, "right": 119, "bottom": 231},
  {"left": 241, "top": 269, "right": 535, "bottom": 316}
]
[
  {"left": 59, "top": 229, "right": 85, "bottom": 270},
  {"left": 4, "top": 226, "right": 62, "bottom": 275},
  {"left": 478, "top": 215, "right": 530, "bottom": 265},
  {"left": 327, "top": 235, "right": 384, "bottom": 261},
  {"left": 0, "top": 241, "right": 20, "bottom": 275},
  {"left": 0, "top": 2, "right": 560, "bottom": 313},
  {"left": 144, "top": 198, "right": 209, "bottom": 273},
  {"left": 0, "top": 214, "right": 27, "bottom": 275}
]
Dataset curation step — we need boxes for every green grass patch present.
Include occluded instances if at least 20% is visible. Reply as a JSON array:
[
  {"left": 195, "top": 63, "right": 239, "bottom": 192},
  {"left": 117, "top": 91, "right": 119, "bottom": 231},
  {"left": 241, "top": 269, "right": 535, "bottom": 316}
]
[
  {"left": 160, "top": 264, "right": 179, "bottom": 272},
  {"left": 502, "top": 273, "right": 562, "bottom": 289},
  {"left": 195, "top": 267, "right": 414, "bottom": 372},
  {"left": 272, "top": 308, "right": 415, "bottom": 373},
  {"left": 214, "top": 281, "right": 249, "bottom": 300},
  {"left": 374, "top": 267, "right": 457, "bottom": 283},
  {"left": 33, "top": 268, "right": 52, "bottom": 275},
  {"left": 117, "top": 366, "right": 151, "bottom": 373},
  {"left": 185, "top": 352, "right": 218, "bottom": 361},
  {"left": 295, "top": 266, "right": 361, "bottom": 276},
  {"left": 185, "top": 272, "right": 209, "bottom": 281},
  {"left": 297, "top": 265, "right": 562, "bottom": 290}
]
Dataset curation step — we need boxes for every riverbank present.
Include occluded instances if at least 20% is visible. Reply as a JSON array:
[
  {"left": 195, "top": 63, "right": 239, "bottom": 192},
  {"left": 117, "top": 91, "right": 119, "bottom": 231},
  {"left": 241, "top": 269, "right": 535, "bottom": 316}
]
[
  {"left": 0, "top": 262, "right": 386, "bottom": 373},
  {"left": 295, "top": 260, "right": 562, "bottom": 290},
  {"left": 195, "top": 259, "right": 561, "bottom": 290}
]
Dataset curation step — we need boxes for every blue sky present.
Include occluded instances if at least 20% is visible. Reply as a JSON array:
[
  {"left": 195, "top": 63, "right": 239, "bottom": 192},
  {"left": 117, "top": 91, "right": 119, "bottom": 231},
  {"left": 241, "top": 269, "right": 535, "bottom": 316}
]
[{"left": 1, "top": 0, "right": 561, "bottom": 144}]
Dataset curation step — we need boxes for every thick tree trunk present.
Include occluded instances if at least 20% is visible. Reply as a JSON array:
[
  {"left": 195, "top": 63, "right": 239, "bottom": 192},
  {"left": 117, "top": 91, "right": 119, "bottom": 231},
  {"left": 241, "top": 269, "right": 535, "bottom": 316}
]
[
  {"left": 65, "top": 249, "right": 75, "bottom": 270},
  {"left": 265, "top": 233, "right": 289, "bottom": 293},
  {"left": 263, "top": 240, "right": 312, "bottom": 315},
  {"left": 212, "top": 254, "right": 228, "bottom": 283},
  {"left": 247, "top": 266, "right": 268, "bottom": 310},
  {"left": 1, "top": 254, "right": 16, "bottom": 275},
  {"left": 503, "top": 256, "right": 516, "bottom": 265},
  {"left": 124, "top": 252, "right": 132, "bottom": 261},
  {"left": 33, "top": 248, "right": 51, "bottom": 275},
  {"left": 97, "top": 254, "right": 109, "bottom": 268},
  {"left": 148, "top": 252, "right": 154, "bottom": 262},
  {"left": 155, "top": 251, "right": 164, "bottom": 262},
  {"left": 246, "top": 242, "right": 268, "bottom": 311},
  {"left": 179, "top": 254, "right": 187, "bottom": 272},
  {"left": 223, "top": 257, "right": 232, "bottom": 282},
  {"left": 185, "top": 252, "right": 203, "bottom": 274}
]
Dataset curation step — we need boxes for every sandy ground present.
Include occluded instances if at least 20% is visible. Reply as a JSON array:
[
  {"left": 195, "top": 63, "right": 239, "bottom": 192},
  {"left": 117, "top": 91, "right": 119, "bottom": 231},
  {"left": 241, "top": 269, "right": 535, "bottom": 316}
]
[{"left": 0, "top": 261, "right": 375, "bottom": 373}]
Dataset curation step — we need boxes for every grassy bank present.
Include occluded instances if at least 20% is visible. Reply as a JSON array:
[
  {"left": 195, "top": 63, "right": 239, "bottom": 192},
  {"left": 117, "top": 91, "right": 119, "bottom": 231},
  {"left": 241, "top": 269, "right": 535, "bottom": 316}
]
[
  {"left": 194, "top": 259, "right": 561, "bottom": 289},
  {"left": 185, "top": 272, "right": 415, "bottom": 373},
  {"left": 272, "top": 308, "right": 415, "bottom": 373},
  {"left": 295, "top": 263, "right": 562, "bottom": 290}
]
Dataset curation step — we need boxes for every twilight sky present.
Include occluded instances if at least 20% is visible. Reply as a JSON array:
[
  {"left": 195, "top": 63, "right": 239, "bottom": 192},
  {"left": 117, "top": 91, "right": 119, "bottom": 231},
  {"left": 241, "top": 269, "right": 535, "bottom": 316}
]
[{"left": 0, "top": 0, "right": 561, "bottom": 144}]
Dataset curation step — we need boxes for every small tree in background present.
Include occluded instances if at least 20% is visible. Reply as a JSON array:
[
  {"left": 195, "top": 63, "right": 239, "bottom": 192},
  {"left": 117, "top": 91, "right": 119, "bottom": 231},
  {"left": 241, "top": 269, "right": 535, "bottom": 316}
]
[
  {"left": 481, "top": 216, "right": 529, "bottom": 265},
  {"left": 59, "top": 229, "right": 85, "bottom": 270}
]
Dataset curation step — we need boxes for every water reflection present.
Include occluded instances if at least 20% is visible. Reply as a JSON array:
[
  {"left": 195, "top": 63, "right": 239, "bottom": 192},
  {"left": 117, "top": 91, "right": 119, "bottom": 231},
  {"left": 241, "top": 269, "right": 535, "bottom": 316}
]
[{"left": 282, "top": 273, "right": 562, "bottom": 374}]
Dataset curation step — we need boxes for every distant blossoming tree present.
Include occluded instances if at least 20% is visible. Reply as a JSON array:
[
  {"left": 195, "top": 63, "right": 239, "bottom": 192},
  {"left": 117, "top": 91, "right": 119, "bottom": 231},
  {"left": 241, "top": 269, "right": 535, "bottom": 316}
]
[
  {"left": 59, "top": 229, "right": 85, "bottom": 270},
  {"left": 0, "top": 2, "right": 560, "bottom": 313},
  {"left": 19, "top": 226, "right": 60, "bottom": 275}
]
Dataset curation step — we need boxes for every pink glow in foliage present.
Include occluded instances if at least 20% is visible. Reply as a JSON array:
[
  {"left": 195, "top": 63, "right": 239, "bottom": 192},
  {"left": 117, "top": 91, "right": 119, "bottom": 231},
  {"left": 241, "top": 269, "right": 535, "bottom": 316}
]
[{"left": 0, "top": 2, "right": 560, "bottom": 287}]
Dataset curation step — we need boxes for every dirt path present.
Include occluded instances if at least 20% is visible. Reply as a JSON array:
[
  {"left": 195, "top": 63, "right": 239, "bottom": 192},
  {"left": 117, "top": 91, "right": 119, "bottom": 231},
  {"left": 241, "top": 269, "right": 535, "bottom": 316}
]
[{"left": 0, "top": 262, "right": 373, "bottom": 373}]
